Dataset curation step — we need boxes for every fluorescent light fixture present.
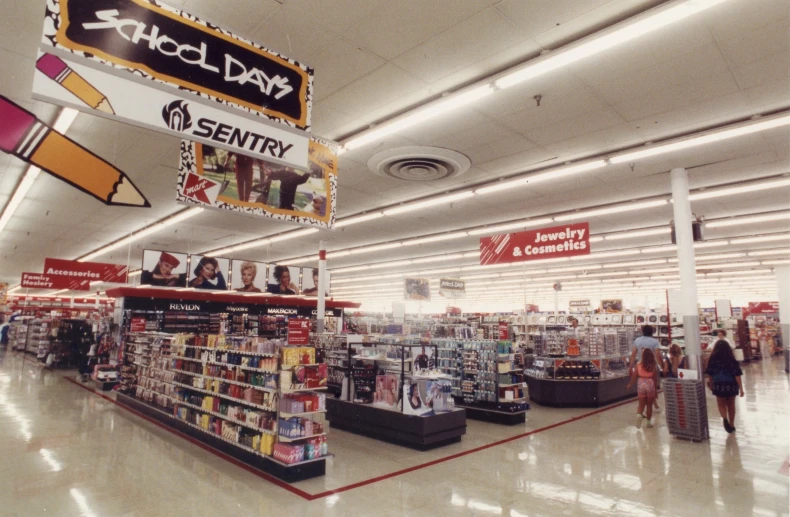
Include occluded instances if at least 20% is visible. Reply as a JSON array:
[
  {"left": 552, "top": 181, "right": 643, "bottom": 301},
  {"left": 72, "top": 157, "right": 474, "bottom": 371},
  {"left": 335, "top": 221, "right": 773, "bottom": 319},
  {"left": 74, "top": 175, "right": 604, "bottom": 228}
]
[
  {"left": 79, "top": 207, "right": 204, "bottom": 261},
  {"left": 748, "top": 248, "right": 790, "bottom": 257},
  {"left": 384, "top": 191, "right": 475, "bottom": 216},
  {"left": 334, "top": 212, "right": 384, "bottom": 228},
  {"left": 763, "top": 259, "right": 790, "bottom": 265},
  {"left": 705, "top": 212, "right": 790, "bottom": 228},
  {"left": 326, "top": 251, "right": 351, "bottom": 259},
  {"left": 704, "top": 269, "right": 773, "bottom": 277},
  {"left": 641, "top": 245, "right": 677, "bottom": 254},
  {"left": 280, "top": 255, "right": 320, "bottom": 265},
  {"left": 689, "top": 178, "right": 790, "bottom": 201},
  {"left": 417, "top": 267, "right": 463, "bottom": 275},
  {"left": 570, "top": 249, "right": 641, "bottom": 260},
  {"left": 128, "top": 270, "right": 142, "bottom": 277},
  {"left": 467, "top": 218, "right": 555, "bottom": 236},
  {"left": 589, "top": 236, "right": 605, "bottom": 243},
  {"left": 555, "top": 199, "right": 668, "bottom": 222},
  {"left": 696, "top": 261, "right": 761, "bottom": 270},
  {"left": 612, "top": 111, "right": 790, "bottom": 164},
  {"left": 602, "top": 259, "right": 667, "bottom": 269},
  {"left": 475, "top": 161, "right": 606, "bottom": 195},
  {"left": 730, "top": 234, "right": 790, "bottom": 245},
  {"left": 0, "top": 166, "right": 41, "bottom": 235},
  {"left": 349, "top": 242, "right": 403, "bottom": 255},
  {"left": 581, "top": 271, "right": 630, "bottom": 278},
  {"left": 369, "top": 260, "right": 412, "bottom": 270},
  {"left": 344, "top": 85, "right": 494, "bottom": 150},
  {"left": 695, "top": 241, "right": 729, "bottom": 249},
  {"left": 332, "top": 265, "right": 372, "bottom": 274},
  {"left": 7, "top": 286, "right": 21, "bottom": 294},
  {"left": 270, "top": 228, "right": 320, "bottom": 243},
  {"left": 632, "top": 267, "right": 678, "bottom": 274},
  {"left": 669, "top": 253, "right": 745, "bottom": 263},
  {"left": 604, "top": 228, "right": 670, "bottom": 240},
  {"left": 463, "top": 251, "right": 480, "bottom": 258},
  {"left": 546, "top": 265, "right": 602, "bottom": 273},
  {"left": 47, "top": 289, "right": 69, "bottom": 296},
  {"left": 411, "top": 253, "right": 465, "bottom": 264},
  {"left": 403, "top": 231, "right": 469, "bottom": 246}
]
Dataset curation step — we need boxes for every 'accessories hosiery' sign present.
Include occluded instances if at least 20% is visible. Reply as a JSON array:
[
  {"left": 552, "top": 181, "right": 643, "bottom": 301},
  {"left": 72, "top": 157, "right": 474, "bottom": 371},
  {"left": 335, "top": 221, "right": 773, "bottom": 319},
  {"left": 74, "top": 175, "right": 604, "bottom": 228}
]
[
  {"left": 43, "top": 258, "right": 129, "bottom": 283},
  {"left": 21, "top": 272, "right": 90, "bottom": 291},
  {"left": 480, "top": 222, "right": 590, "bottom": 265},
  {"left": 41, "top": 0, "right": 313, "bottom": 130}
]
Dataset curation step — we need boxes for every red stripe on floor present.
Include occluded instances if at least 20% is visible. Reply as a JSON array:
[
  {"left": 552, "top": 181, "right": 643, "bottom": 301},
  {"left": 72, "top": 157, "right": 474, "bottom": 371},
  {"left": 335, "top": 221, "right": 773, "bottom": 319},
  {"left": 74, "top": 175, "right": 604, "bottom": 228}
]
[{"left": 11, "top": 350, "right": 639, "bottom": 502}]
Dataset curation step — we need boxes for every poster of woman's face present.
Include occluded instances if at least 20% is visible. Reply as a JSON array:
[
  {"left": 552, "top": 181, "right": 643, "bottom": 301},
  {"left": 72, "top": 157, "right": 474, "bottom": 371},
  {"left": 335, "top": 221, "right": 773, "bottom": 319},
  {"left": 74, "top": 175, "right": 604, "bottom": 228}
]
[
  {"left": 140, "top": 249, "right": 188, "bottom": 287},
  {"left": 268, "top": 265, "right": 301, "bottom": 295},
  {"left": 231, "top": 260, "right": 267, "bottom": 293},
  {"left": 404, "top": 278, "right": 430, "bottom": 301},
  {"left": 188, "top": 255, "right": 230, "bottom": 290},
  {"left": 302, "top": 268, "right": 330, "bottom": 297}
]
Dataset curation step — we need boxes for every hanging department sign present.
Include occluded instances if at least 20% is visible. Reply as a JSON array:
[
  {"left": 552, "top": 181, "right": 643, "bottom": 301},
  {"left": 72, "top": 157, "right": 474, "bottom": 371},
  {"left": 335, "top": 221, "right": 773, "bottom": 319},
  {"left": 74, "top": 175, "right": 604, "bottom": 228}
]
[
  {"left": 43, "top": 258, "right": 129, "bottom": 283},
  {"left": 480, "top": 222, "right": 590, "bottom": 265},
  {"left": 32, "top": 52, "right": 309, "bottom": 169},
  {"left": 569, "top": 300, "right": 590, "bottom": 311},
  {"left": 41, "top": 0, "right": 313, "bottom": 130},
  {"left": 21, "top": 272, "right": 90, "bottom": 291},
  {"left": 439, "top": 278, "right": 465, "bottom": 299}
]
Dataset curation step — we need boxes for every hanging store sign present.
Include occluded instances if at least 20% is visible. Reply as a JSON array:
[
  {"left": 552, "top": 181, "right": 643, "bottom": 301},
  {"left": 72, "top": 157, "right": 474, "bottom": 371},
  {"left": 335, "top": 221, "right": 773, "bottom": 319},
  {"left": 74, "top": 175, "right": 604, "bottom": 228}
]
[
  {"left": 746, "top": 302, "right": 780, "bottom": 315},
  {"left": 177, "top": 139, "right": 337, "bottom": 229},
  {"left": 43, "top": 258, "right": 129, "bottom": 283},
  {"left": 600, "top": 299, "right": 623, "bottom": 313},
  {"left": 21, "top": 272, "right": 90, "bottom": 291},
  {"left": 569, "top": 300, "right": 590, "bottom": 311},
  {"left": 287, "top": 318, "right": 310, "bottom": 345},
  {"left": 41, "top": 0, "right": 313, "bottom": 130},
  {"left": 32, "top": 52, "right": 309, "bottom": 169},
  {"left": 480, "top": 222, "right": 590, "bottom": 265},
  {"left": 439, "top": 278, "right": 465, "bottom": 299},
  {"left": 405, "top": 278, "right": 431, "bottom": 302}
]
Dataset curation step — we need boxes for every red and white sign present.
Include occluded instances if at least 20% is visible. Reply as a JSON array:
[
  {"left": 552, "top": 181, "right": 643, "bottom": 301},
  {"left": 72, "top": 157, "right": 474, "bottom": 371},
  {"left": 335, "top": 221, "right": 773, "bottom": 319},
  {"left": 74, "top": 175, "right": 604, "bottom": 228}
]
[
  {"left": 287, "top": 318, "right": 310, "bottom": 345},
  {"left": 746, "top": 302, "right": 779, "bottom": 315},
  {"left": 181, "top": 173, "right": 220, "bottom": 205},
  {"left": 499, "top": 321, "right": 509, "bottom": 340},
  {"left": 43, "top": 258, "right": 129, "bottom": 283},
  {"left": 21, "top": 272, "right": 90, "bottom": 291},
  {"left": 480, "top": 222, "right": 590, "bottom": 265},
  {"left": 130, "top": 318, "right": 147, "bottom": 333}
]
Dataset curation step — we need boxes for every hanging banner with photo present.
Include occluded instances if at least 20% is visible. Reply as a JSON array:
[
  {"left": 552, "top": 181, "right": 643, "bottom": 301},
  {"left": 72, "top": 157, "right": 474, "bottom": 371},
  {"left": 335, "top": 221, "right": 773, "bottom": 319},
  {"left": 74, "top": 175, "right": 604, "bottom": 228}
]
[
  {"left": 140, "top": 249, "right": 188, "bottom": 287},
  {"left": 405, "top": 278, "right": 431, "bottom": 302},
  {"left": 480, "top": 222, "right": 590, "bottom": 265},
  {"left": 32, "top": 52, "right": 309, "bottom": 170},
  {"left": 438, "top": 278, "right": 465, "bottom": 299},
  {"left": 41, "top": 0, "right": 313, "bottom": 130},
  {"left": 177, "top": 139, "right": 337, "bottom": 228},
  {"left": 301, "top": 268, "right": 330, "bottom": 297},
  {"left": 600, "top": 299, "right": 623, "bottom": 313},
  {"left": 43, "top": 258, "right": 128, "bottom": 283},
  {"left": 188, "top": 255, "right": 230, "bottom": 291},
  {"left": 268, "top": 265, "right": 301, "bottom": 295},
  {"left": 230, "top": 260, "right": 268, "bottom": 293}
]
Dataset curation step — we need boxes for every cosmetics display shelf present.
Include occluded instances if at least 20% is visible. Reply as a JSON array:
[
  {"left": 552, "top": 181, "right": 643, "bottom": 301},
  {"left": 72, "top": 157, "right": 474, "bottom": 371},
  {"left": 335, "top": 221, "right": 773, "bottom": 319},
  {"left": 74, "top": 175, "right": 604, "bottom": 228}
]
[
  {"left": 278, "top": 432, "right": 327, "bottom": 443},
  {"left": 170, "top": 368, "right": 278, "bottom": 391},
  {"left": 327, "top": 339, "right": 466, "bottom": 450},
  {"left": 171, "top": 381, "right": 279, "bottom": 409},
  {"left": 172, "top": 399, "right": 278, "bottom": 435}
]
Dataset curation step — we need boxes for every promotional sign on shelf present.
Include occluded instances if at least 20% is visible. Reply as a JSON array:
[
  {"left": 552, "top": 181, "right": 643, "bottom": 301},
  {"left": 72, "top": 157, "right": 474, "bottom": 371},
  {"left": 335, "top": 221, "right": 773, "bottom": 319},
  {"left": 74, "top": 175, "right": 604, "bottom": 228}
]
[
  {"left": 287, "top": 318, "right": 310, "bottom": 345},
  {"left": 43, "top": 258, "right": 129, "bottom": 283},
  {"left": 479, "top": 222, "right": 590, "bottom": 265},
  {"left": 21, "top": 272, "right": 90, "bottom": 291},
  {"left": 41, "top": 0, "right": 313, "bottom": 130},
  {"left": 130, "top": 318, "right": 147, "bottom": 333},
  {"left": 439, "top": 278, "right": 465, "bottom": 299},
  {"left": 177, "top": 139, "right": 337, "bottom": 228},
  {"left": 404, "top": 278, "right": 431, "bottom": 302},
  {"left": 32, "top": 52, "right": 309, "bottom": 169},
  {"left": 498, "top": 321, "right": 509, "bottom": 340}
]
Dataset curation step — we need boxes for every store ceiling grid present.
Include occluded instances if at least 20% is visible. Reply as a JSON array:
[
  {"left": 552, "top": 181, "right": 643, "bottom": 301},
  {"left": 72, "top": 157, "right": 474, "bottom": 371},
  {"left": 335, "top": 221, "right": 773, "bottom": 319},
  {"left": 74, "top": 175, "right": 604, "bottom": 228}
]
[{"left": 0, "top": 0, "right": 787, "bottom": 303}]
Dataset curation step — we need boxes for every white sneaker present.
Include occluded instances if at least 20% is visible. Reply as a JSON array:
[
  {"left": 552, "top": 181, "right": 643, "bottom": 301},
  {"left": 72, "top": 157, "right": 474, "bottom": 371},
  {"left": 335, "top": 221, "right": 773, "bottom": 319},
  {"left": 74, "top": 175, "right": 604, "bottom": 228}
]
[
  {"left": 646, "top": 419, "right": 654, "bottom": 428},
  {"left": 636, "top": 414, "right": 643, "bottom": 429}
]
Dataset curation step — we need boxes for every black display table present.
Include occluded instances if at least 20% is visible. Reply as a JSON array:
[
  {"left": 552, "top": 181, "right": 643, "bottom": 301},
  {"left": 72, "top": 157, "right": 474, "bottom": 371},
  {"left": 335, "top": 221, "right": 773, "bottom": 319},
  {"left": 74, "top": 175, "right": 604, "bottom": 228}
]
[
  {"left": 115, "top": 393, "right": 326, "bottom": 482},
  {"left": 456, "top": 403, "right": 527, "bottom": 425},
  {"left": 91, "top": 379, "right": 119, "bottom": 391},
  {"left": 326, "top": 398, "right": 466, "bottom": 450},
  {"left": 526, "top": 375, "right": 637, "bottom": 407}
]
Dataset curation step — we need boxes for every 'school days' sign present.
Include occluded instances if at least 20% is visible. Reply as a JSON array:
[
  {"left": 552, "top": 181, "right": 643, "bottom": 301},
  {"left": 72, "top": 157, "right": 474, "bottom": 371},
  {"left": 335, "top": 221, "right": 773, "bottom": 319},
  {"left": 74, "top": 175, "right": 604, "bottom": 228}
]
[{"left": 480, "top": 223, "right": 590, "bottom": 265}]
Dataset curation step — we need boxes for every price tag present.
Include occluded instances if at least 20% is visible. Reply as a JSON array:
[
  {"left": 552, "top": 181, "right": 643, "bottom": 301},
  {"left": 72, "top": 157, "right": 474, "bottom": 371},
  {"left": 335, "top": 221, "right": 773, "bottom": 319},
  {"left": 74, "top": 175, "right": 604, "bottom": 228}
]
[{"left": 522, "top": 382, "right": 527, "bottom": 387}]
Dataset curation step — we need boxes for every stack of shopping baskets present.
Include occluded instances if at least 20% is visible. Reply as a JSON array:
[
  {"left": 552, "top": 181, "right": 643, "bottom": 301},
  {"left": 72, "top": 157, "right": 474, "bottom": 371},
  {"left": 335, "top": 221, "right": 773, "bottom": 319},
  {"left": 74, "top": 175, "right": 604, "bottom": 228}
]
[{"left": 663, "top": 378, "right": 709, "bottom": 441}]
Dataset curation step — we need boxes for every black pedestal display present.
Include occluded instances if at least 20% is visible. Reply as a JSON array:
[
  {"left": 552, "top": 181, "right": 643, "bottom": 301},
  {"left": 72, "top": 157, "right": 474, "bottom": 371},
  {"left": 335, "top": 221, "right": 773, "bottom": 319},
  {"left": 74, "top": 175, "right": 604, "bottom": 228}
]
[
  {"left": 92, "top": 379, "right": 119, "bottom": 391},
  {"left": 526, "top": 375, "right": 637, "bottom": 408},
  {"left": 457, "top": 403, "right": 528, "bottom": 425},
  {"left": 115, "top": 393, "right": 326, "bottom": 482},
  {"left": 326, "top": 398, "right": 466, "bottom": 450}
]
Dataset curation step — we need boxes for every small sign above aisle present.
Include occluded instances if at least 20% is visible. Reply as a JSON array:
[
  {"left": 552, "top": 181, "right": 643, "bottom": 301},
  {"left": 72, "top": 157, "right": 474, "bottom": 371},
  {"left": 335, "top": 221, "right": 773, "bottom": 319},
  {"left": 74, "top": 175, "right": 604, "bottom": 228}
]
[
  {"left": 480, "top": 222, "right": 590, "bottom": 265},
  {"left": 21, "top": 272, "right": 90, "bottom": 291},
  {"left": 44, "top": 258, "right": 128, "bottom": 283}
]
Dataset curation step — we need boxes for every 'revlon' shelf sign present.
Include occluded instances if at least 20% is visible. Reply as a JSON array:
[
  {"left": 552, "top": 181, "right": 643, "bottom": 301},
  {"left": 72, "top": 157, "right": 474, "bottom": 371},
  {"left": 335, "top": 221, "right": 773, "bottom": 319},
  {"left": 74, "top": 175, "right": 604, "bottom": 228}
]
[
  {"left": 41, "top": 0, "right": 313, "bottom": 131},
  {"left": 43, "top": 258, "right": 129, "bottom": 283},
  {"left": 480, "top": 222, "right": 590, "bottom": 265}
]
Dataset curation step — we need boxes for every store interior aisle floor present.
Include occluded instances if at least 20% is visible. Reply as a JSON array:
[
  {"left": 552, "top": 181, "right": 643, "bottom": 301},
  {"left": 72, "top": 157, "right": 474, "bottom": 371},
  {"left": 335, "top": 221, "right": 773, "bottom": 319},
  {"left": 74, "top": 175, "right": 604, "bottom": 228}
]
[{"left": 0, "top": 349, "right": 787, "bottom": 517}]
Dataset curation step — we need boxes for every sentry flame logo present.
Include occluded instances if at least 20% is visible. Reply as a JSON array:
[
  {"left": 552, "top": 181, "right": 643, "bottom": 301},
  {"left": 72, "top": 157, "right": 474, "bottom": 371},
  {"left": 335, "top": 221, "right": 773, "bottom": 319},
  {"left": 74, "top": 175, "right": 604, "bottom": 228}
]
[{"left": 162, "top": 100, "right": 193, "bottom": 131}]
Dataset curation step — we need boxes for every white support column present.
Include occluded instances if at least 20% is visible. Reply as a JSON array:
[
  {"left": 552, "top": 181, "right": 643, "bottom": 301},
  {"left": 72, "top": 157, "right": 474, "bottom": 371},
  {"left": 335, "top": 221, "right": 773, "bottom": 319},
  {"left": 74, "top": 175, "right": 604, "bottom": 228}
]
[
  {"left": 317, "top": 240, "right": 327, "bottom": 334},
  {"left": 670, "top": 167, "right": 702, "bottom": 375},
  {"left": 774, "top": 265, "right": 790, "bottom": 372}
]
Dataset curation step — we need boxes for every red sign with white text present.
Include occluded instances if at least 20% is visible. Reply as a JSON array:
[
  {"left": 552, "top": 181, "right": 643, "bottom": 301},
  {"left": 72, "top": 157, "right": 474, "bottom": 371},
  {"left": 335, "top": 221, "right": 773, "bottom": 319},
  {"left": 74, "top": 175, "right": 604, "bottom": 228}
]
[
  {"left": 287, "top": 318, "right": 310, "bottom": 345},
  {"left": 499, "top": 321, "right": 509, "bottom": 340},
  {"left": 746, "top": 302, "right": 779, "bottom": 315},
  {"left": 44, "top": 258, "right": 129, "bottom": 283},
  {"left": 130, "top": 318, "right": 147, "bottom": 333},
  {"left": 21, "top": 272, "right": 90, "bottom": 291},
  {"left": 480, "top": 222, "right": 590, "bottom": 265}
]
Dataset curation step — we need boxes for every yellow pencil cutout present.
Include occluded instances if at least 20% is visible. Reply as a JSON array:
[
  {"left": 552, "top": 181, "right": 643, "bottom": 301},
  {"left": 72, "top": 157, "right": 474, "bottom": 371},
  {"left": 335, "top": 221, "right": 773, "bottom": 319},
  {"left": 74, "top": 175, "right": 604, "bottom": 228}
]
[
  {"left": 36, "top": 54, "right": 115, "bottom": 114},
  {"left": 0, "top": 96, "right": 149, "bottom": 207}
]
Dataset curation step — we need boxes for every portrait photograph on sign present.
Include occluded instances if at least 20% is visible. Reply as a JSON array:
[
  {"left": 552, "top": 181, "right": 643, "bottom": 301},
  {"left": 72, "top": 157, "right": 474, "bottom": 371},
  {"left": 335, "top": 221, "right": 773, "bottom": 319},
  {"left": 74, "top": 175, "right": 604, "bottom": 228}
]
[
  {"left": 405, "top": 278, "right": 431, "bottom": 302},
  {"left": 601, "top": 299, "right": 624, "bottom": 313},
  {"left": 231, "top": 260, "right": 268, "bottom": 293},
  {"left": 268, "top": 265, "right": 301, "bottom": 295},
  {"left": 140, "top": 250, "right": 188, "bottom": 288},
  {"left": 188, "top": 255, "right": 230, "bottom": 290},
  {"left": 177, "top": 139, "right": 338, "bottom": 229},
  {"left": 302, "top": 268, "right": 330, "bottom": 297}
]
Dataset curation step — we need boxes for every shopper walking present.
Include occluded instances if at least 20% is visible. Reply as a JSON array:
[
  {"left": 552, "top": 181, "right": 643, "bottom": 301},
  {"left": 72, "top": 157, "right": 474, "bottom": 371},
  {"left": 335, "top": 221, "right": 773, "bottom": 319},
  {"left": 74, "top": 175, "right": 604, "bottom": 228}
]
[
  {"left": 705, "top": 340, "right": 745, "bottom": 433},
  {"left": 627, "top": 348, "right": 659, "bottom": 428},
  {"left": 630, "top": 324, "right": 665, "bottom": 411}
]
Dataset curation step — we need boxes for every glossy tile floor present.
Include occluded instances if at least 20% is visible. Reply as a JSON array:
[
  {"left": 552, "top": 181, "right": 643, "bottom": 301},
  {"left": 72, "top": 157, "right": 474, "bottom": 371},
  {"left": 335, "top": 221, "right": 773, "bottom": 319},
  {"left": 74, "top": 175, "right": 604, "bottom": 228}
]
[{"left": 1, "top": 348, "right": 787, "bottom": 517}]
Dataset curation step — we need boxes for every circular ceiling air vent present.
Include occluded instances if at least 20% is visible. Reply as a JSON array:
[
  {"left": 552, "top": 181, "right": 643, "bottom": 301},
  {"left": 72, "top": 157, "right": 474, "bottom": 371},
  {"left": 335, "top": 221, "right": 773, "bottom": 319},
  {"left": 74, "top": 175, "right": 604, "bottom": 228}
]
[{"left": 367, "top": 146, "right": 471, "bottom": 181}]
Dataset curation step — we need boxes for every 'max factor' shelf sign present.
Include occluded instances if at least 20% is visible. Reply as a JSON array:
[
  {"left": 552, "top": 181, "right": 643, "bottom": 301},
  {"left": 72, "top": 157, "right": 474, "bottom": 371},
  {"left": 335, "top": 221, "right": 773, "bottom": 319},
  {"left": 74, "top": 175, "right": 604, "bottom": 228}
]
[{"left": 40, "top": 0, "right": 314, "bottom": 131}]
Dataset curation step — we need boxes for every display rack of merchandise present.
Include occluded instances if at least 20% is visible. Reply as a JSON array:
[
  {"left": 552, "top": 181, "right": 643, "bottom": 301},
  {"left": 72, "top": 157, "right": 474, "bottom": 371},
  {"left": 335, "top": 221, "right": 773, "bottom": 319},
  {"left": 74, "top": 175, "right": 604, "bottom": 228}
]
[
  {"left": 326, "top": 337, "right": 466, "bottom": 450},
  {"left": 9, "top": 319, "right": 31, "bottom": 352},
  {"left": 311, "top": 333, "right": 347, "bottom": 395},
  {"left": 48, "top": 319, "right": 92, "bottom": 369},
  {"left": 25, "top": 318, "right": 53, "bottom": 360}
]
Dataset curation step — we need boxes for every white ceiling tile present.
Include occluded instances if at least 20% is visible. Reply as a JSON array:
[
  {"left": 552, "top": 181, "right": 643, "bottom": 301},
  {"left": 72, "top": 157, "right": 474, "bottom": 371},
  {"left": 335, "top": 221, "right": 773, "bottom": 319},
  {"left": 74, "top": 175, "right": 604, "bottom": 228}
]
[
  {"left": 476, "top": 147, "right": 559, "bottom": 176},
  {"left": 500, "top": 89, "right": 609, "bottom": 135},
  {"left": 282, "top": 0, "right": 390, "bottom": 32},
  {"left": 715, "top": 17, "right": 790, "bottom": 68},
  {"left": 730, "top": 51, "right": 790, "bottom": 92},
  {"left": 311, "top": 104, "right": 357, "bottom": 138},
  {"left": 426, "top": 121, "right": 523, "bottom": 151},
  {"left": 542, "top": 122, "right": 642, "bottom": 160},
  {"left": 181, "top": 0, "right": 282, "bottom": 35},
  {"left": 742, "top": 77, "right": 790, "bottom": 113},
  {"left": 523, "top": 108, "right": 626, "bottom": 146},
  {"left": 464, "top": 134, "right": 537, "bottom": 166},
  {"left": 703, "top": 0, "right": 790, "bottom": 45},
  {"left": 495, "top": 0, "right": 612, "bottom": 36},
  {"left": 248, "top": 5, "right": 339, "bottom": 64},
  {"left": 310, "top": 40, "right": 386, "bottom": 101}
]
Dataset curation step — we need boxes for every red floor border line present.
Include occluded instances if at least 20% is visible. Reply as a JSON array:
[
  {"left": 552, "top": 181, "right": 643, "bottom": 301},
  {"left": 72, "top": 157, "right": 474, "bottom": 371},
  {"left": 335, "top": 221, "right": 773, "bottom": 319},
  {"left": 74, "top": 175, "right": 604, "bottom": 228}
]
[{"left": 11, "top": 351, "right": 640, "bottom": 502}]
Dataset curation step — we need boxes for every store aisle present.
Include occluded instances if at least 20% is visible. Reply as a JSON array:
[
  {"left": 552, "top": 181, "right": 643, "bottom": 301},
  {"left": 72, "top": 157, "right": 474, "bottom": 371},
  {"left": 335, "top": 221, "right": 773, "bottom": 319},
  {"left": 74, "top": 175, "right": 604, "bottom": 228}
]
[{"left": 0, "top": 349, "right": 787, "bottom": 517}]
